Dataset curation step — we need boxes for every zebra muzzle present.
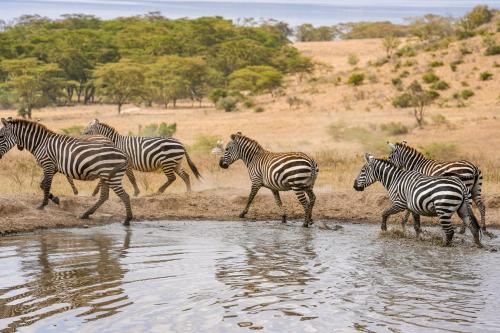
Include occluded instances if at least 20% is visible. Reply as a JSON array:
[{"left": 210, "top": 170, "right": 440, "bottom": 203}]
[
  {"left": 353, "top": 181, "right": 364, "bottom": 192},
  {"left": 219, "top": 159, "right": 228, "bottom": 169}
]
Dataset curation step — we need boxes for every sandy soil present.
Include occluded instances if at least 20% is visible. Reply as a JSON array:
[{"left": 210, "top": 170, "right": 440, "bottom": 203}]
[{"left": 1, "top": 189, "right": 499, "bottom": 234}]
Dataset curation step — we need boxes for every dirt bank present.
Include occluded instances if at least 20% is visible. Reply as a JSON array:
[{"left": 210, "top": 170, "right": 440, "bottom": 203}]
[{"left": 1, "top": 189, "right": 499, "bottom": 234}]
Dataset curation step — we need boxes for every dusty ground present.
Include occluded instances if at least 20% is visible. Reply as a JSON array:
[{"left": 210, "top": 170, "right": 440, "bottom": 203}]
[
  {"left": 1, "top": 189, "right": 499, "bottom": 234},
  {"left": 0, "top": 33, "right": 499, "bottom": 233}
]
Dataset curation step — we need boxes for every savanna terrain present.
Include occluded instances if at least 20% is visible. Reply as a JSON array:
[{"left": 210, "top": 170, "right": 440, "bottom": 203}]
[{"left": 1, "top": 18, "right": 499, "bottom": 233}]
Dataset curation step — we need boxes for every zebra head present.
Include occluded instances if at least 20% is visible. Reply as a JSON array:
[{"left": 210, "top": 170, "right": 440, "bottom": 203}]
[
  {"left": 387, "top": 140, "right": 410, "bottom": 169},
  {"left": 353, "top": 153, "right": 377, "bottom": 191},
  {"left": 219, "top": 132, "right": 242, "bottom": 169},
  {"left": 0, "top": 118, "right": 18, "bottom": 160},
  {"left": 83, "top": 119, "right": 101, "bottom": 135}
]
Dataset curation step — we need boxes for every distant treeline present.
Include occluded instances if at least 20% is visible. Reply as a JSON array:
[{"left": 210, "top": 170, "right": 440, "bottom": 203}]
[
  {"left": 0, "top": 14, "right": 312, "bottom": 116},
  {"left": 295, "top": 5, "right": 497, "bottom": 41}
]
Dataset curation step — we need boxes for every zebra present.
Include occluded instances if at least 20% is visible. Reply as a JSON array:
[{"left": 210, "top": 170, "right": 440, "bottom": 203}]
[
  {"left": 83, "top": 119, "right": 201, "bottom": 194},
  {"left": 353, "top": 153, "right": 481, "bottom": 247},
  {"left": 64, "top": 135, "right": 140, "bottom": 197},
  {"left": 0, "top": 118, "right": 133, "bottom": 225},
  {"left": 387, "top": 141, "right": 488, "bottom": 235},
  {"left": 218, "top": 132, "right": 325, "bottom": 228}
]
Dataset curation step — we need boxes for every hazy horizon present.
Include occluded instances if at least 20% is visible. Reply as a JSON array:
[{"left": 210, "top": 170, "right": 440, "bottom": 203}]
[{"left": 1, "top": 0, "right": 499, "bottom": 25}]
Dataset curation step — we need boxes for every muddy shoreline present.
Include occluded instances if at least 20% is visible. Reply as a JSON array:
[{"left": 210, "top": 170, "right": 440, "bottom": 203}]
[{"left": 1, "top": 189, "right": 499, "bottom": 235}]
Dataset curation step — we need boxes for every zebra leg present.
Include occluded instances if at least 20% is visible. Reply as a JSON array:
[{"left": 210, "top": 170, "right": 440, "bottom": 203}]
[
  {"left": 381, "top": 205, "right": 405, "bottom": 231},
  {"left": 81, "top": 182, "right": 109, "bottom": 219},
  {"left": 240, "top": 184, "right": 261, "bottom": 218},
  {"left": 412, "top": 212, "right": 421, "bottom": 237},
  {"left": 109, "top": 182, "right": 133, "bottom": 226},
  {"left": 126, "top": 168, "right": 140, "bottom": 196},
  {"left": 157, "top": 166, "right": 176, "bottom": 194},
  {"left": 91, "top": 181, "right": 102, "bottom": 197},
  {"left": 471, "top": 175, "right": 487, "bottom": 231},
  {"left": 401, "top": 210, "right": 411, "bottom": 229},
  {"left": 437, "top": 213, "right": 454, "bottom": 246},
  {"left": 37, "top": 168, "right": 56, "bottom": 210},
  {"left": 175, "top": 166, "right": 192, "bottom": 192},
  {"left": 271, "top": 189, "right": 287, "bottom": 223},
  {"left": 457, "top": 201, "right": 482, "bottom": 248},
  {"left": 293, "top": 189, "right": 311, "bottom": 227},
  {"left": 66, "top": 175, "right": 79, "bottom": 195}
]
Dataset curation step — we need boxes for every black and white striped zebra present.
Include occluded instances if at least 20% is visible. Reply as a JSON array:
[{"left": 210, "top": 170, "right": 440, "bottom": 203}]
[
  {"left": 353, "top": 153, "right": 481, "bottom": 247},
  {"left": 63, "top": 134, "right": 140, "bottom": 197},
  {"left": 83, "top": 119, "right": 201, "bottom": 194},
  {"left": 0, "top": 118, "right": 133, "bottom": 224},
  {"left": 387, "top": 141, "right": 487, "bottom": 233},
  {"left": 219, "top": 132, "right": 324, "bottom": 228}
]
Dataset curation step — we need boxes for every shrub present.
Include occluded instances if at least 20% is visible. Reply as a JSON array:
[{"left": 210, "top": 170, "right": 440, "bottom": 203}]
[
  {"left": 485, "top": 45, "right": 500, "bottom": 56},
  {"left": 243, "top": 99, "right": 255, "bottom": 108},
  {"left": 209, "top": 88, "right": 228, "bottom": 104},
  {"left": 391, "top": 77, "right": 402, "bottom": 87},
  {"left": 216, "top": 96, "right": 238, "bottom": 112},
  {"left": 61, "top": 125, "right": 84, "bottom": 136},
  {"left": 460, "top": 89, "right": 474, "bottom": 99},
  {"left": 428, "top": 60, "right": 444, "bottom": 68},
  {"left": 421, "top": 143, "right": 459, "bottom": 160},
  {"left": 254, "top": 106, "right": 264, "bottom": 113},
  {"left": 449, "top": 59, "right": 463, "bottom": 72},
  {"left": 430, "top": 80, "right": 450, "bottom": 90},
  {"left": 431, "top": 114, "right": 448, "bottom": 125},
  {"left": 380, "top": 122, "right": 409, "bottom": 135},
  {"left": 373, "top": 57, "right": 389, "bottom": 67},
  {"left": 347, "top": 73, "right": 365, "bottom": 86},
  {"left": 392, "top": 93, "right": 412, "bottom": 108},
  {"left": 141, "top": 122, "right": 177, "bottom": 137},
  {"left": 479, "top": 71, "right": 493, "bottom": 81},
  {"left": 348, "top": 53, "right": 359, "bottom": 66},
  {"left": 403, "top": 59, "right": 416, "bottom": 67},
  {"left": 395, "top": 45, "right": 416, "bottom": 57},
  {"left": 191, "top": 134, "right": 222, "bottom": 153},
  {"left": 422, "top": 72, "right": 439, "bottom": 83},
  {"left": 367, "top": 74, "right": 378, "bottom": 83},
  {"left": 399, "top": 70, "right": 410, "bottom": 78}
]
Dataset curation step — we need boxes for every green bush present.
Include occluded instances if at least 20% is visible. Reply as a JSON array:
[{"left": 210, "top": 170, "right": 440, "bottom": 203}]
[
  {"left": 460, "top": 89, "right": 474, "bottom": 99},
  {"left": 216, "top": 96, "right": 238, "bottom": 112},
  {"left": 243, "top": 99, "right": 255, "bottom": 108},
  {"left": 141, "top": 122, "right": 177, "bottom": 137},
  {"left": 373, "top": 57, "right": 389, "bottom": 67},
  {"left": 421, "top": 143, "right": 459, "bottom": 160},
  {"left": 479, "top": 71, "right": 493, "bottom": 81},
  {"left": 190, "top": 134, "right": 222, "bottom": 153},
  {"left": 422, "top": 72, "right": 439, "bottom": 84},
  {"left": 485, "top": 45, "right": 500, "bottom": 56},
  {"left": 209, "top": 88, "right": 228, "bottom": 104},
  {"left": 449, "top": 59, "right": 463, "bottom": 72},
  {"left": 431, "top": 114, "right": 448, "bottom": 125},
  {"left": 399, "top": 70, "right": 410, "bottom": 78},
  {"left": 347, "top": 73, "right": 365, "bottom": 86},
  {"left": 430, "top": 80, "right": 450, "bottom": 90},
  {"left": 380, "top": 122, "right": 409, "bottom": 135},
  {"left": 61, "top": 125, "right": 84, "bottom": 136},
  {"left": 395, "top": 45, "right": 416, "bottom": 57},
  {"left": 428, "top": 60, "right": 444, "bottom": 68},
  {"left": 391, "top": 77, "right": 402, "bottom": 87},
  {"left": 348, "top": 53, "right": 359, "bottom": 66},
  {"left": 392, "top": 93, "right": 412, "bottom": 108}
]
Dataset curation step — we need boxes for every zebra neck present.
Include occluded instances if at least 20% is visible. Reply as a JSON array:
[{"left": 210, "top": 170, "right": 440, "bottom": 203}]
[
  {"left": 99, "top": 126, "right": 120, "bottom": 143},
  {"left": 16, "top": 126, "right": 51, "bottom": 153},
  {"left": 374, "top": 162, "right": 404, "bottom": 190},
  {"left": 239, "top": 145, "right": 263, "bottom": 166},
  {"left": 404, "top": 151, "right": 427, "bottom": 171}
]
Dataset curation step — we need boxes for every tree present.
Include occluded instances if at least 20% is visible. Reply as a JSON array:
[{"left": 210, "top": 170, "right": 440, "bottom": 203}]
[
  {"left": 407, "top": 14, "right": 454, "bottom": 42},
  {"left": 295, "top": 24, "right": 337, "bottom": 42},
  {"left": 0, "top": 58, "right": 65, "bottom": 118},
  {"left": 407, "top": 81, "right": 439, "bottom": 127},
  {"left": 382, "top": 35, "right": 401, "bottom": 58},
  {"left": 457, "top": 5, "right": 494, "bottom": 38},
  {"left": 229, "top": 66, "right": 283, "bottom": 96},
  {"left": 93, "top": 60, "right": 144, "bottom": 113}
]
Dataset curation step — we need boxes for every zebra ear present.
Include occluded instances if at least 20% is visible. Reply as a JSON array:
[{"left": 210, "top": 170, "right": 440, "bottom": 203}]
[
  {"left": 91, "top": 118, "right": 99, "bottom": 125},
  {"left": 364, "top": 153, "right": 374, "bottom": 163},
  {"left": 402, "top": 140, "right": 407, "bottom": 145},
  {"left": 16, "top": 144, "right": 24, "bottom": 151},
  {"left": 1, "top": 118, "right": 7, "bottom": 127},
  {"left": 387, "top": 141, "right": 396, "bottom": 151}
]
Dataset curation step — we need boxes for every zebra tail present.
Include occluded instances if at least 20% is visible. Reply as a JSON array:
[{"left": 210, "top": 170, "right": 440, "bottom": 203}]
[{"left": 185, "top": 150, "right": 202, "bottom": 180}]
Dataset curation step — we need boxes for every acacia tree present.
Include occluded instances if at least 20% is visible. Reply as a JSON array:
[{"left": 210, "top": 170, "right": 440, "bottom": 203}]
[
  {"left": 407, "top": 80, "right": 438, "bottom": 127},
  {"left": 382, "top": 35, "right": 401, "bottom": 58},
  {"left": 93, "top": 60, "right": 144, "bottom": 113},
  {"left": 229, "top": 65, "right": 283, "bottom": 96},
  {"left": 1, "top": 58, "right": 65, "bottom": 118}
]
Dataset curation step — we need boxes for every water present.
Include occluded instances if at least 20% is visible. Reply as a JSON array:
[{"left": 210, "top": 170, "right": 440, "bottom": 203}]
[
  {"left": 0, "top": 221, "right": 499, "bottom": 332},
  {"left": 1, "top": 0, "right": 499, "bottom": 25}
]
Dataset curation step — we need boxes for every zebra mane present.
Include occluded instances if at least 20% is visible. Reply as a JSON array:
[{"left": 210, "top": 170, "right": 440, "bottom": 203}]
[
  {"left": 97, "top": 122, "right": 118, "bottom": 133},
  {"left": 396, "top": 142, "right": 424, "bottom": 158},
  {"left": 235, "top": 134, "right": 264, "bottom": 150},
  {"left": 7, "top": 119, "right": 55, "bottom": 134},
  {"left": 373, "top": 157, "right": 397, "bottom": 168}
]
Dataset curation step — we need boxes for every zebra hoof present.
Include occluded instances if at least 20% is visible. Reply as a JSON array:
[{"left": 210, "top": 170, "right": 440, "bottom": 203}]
[
  {"left": 52, "top": 197, "right": 60, "bottom": 205},
  {"left": 80, "top": 214, "right": 90, "bottom": 220},
  {"left": 73, "top": 191, "right": 79, "bottom": 196},
  {"left": 302, "top": 222, "right": 309, "bottom": 228},
  {"left": 123, "top": 221, "right": 131, "bottom": 226},
  {"left": 381, "top": 225, "right": 387, "bottom": 231},
  {"left": 239, "top": 212, "right": 246, "bottom": 218},
  {"left": 133, "top": 191, "right": 140, "bottom": 197},
  {"left": 36, "top": 205, "right": 45, "bottom": 210},
  {"left": 281, "top": 215, "right": 287, "bottom": 224}
]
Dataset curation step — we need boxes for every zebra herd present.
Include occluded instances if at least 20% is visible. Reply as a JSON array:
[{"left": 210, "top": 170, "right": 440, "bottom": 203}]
[{"left": 0, "top": 117, "right": 490, "bottom": 247}]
